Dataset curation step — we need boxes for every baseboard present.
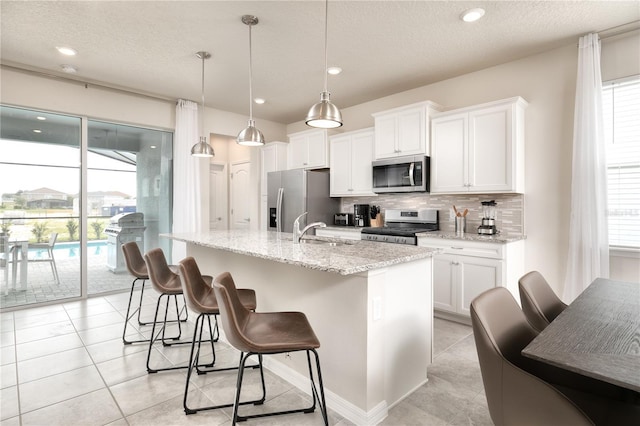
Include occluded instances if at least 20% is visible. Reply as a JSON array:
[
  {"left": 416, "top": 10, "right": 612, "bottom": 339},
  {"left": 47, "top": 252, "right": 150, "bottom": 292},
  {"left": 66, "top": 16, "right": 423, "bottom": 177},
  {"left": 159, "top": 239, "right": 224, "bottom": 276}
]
[
  {"left": 263, "top": 356, "right": 389, "bottom": 425},
  {"left": 434, "top": 310, "right": 471, "bottom": 326}
]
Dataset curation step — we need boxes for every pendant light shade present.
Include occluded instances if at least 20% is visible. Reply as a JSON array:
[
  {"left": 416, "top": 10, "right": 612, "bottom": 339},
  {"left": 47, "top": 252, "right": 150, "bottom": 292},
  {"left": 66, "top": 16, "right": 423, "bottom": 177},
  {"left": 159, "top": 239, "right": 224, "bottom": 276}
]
[
  {"left": 306, "top": 0, "right": 342, "bottom": 129},
  {"left": 237, "top": 15, "right": 265, "bottom": 146},
  {"left": 191, "top": 51, "right": 215, "bottom": 157}
]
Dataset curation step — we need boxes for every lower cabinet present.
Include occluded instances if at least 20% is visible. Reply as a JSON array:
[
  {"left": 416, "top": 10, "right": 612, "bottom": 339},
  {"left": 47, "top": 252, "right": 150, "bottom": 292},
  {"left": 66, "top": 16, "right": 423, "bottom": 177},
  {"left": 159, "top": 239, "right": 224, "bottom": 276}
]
[{"left": 419, "top": 237, "right": 524, "bottom": 322}]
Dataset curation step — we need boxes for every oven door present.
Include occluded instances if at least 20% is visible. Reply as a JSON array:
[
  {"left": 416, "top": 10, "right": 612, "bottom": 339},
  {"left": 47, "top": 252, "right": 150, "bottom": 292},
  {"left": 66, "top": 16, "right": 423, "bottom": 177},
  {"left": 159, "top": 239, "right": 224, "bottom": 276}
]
[{"left": 372, "top": 155, "right": 428, "bottom": 193}]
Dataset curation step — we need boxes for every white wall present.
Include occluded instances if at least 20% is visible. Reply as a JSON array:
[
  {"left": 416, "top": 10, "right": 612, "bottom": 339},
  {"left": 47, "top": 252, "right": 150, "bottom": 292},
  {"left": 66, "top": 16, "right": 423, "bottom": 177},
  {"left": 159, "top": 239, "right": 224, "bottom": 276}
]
[{"left": 289, "top": 33, "right": 640, "bottom": 294}]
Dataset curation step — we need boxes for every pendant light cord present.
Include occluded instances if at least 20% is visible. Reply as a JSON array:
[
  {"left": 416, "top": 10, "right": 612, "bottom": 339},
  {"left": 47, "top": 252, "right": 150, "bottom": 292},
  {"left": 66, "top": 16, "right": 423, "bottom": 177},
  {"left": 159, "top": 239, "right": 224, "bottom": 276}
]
[
  {"left": 249, "top": 23, "right": 254, "bottom": 121},
  {"left": 200, "top": 54, "right": 205, "bottom": 136},
  {"left": 323, "top": 0, "right": 329, "bottom": 93}
]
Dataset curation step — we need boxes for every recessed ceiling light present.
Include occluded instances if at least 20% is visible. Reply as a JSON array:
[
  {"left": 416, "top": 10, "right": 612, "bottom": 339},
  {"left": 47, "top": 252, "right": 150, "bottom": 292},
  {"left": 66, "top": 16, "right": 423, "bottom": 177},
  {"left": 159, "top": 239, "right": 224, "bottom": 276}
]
[
  {"left": 61, "top": 64, "right": 77, "bottom": 73},
  {"left": 150, "top": 145, "right": 157, "bottom": 149},
  {"left": 56, "top": 46, "right": 77, "bottom": 56},
  {"left": 33, "top": 129, "right": 42, "bottom": 133},
  {"left": 36, "top": 116, "right": 47, "bottom": 121},
  {"left": 254, "top": 98, "right": 265, "bottom": 105},
  {"left": 461, "top": 8, "right": 485, "bottom": 22},
  {"left": 327, "top": 67, "right": 342, "bottom": 75}
]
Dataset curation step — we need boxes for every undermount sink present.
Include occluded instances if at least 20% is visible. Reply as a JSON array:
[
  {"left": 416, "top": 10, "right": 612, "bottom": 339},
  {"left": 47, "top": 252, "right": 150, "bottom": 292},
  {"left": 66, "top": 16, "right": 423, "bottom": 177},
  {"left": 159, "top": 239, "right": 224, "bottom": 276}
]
[{"left": 299, "top": 238, "right": 348, "bottom": 247}]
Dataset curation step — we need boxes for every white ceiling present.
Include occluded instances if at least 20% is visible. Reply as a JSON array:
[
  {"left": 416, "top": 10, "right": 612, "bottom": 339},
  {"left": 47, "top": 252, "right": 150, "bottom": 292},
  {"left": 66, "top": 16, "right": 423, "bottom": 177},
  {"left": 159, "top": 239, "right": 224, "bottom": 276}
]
[{"left": 1, "top": 1, "right": 639, "bottom": 125}]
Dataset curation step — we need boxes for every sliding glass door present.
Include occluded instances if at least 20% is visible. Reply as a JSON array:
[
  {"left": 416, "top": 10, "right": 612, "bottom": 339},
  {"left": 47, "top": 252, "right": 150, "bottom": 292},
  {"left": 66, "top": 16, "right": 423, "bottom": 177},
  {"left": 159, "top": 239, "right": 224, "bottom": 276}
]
[{"left": 0, "top": 105, "right": 173, "bottom": 309}]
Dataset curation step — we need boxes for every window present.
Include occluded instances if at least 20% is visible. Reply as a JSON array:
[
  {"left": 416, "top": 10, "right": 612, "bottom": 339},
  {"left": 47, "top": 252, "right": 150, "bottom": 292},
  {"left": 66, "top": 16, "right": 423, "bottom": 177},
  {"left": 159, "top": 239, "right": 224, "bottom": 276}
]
[{"left": 602, "top": 77, "right": 640, "bottom": 249}]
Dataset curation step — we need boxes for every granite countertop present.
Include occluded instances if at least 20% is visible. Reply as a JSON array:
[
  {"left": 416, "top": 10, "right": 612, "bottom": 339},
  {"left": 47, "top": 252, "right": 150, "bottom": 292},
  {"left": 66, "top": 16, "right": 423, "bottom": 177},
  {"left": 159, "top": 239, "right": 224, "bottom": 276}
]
[
  {"left": 163, "top": 229, "right": 439, "bottom": 276},
  {"left": 416, "top": 230, "right": 526, "bottom": 244}
]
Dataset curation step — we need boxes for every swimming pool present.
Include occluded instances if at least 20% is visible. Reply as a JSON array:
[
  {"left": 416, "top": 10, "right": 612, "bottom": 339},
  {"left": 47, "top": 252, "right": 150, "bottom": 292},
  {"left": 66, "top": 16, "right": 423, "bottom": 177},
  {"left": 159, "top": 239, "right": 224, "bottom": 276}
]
[{"left": 29, "top": 240, "right": 107, "bottom": 260}]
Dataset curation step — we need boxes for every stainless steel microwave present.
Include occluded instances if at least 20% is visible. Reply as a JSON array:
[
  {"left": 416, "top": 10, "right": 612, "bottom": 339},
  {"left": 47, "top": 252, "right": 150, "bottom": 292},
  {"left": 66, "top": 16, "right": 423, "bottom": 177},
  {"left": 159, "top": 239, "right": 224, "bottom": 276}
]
[{"left": 372, "top": 155, "right": 430, "bottom": 193}]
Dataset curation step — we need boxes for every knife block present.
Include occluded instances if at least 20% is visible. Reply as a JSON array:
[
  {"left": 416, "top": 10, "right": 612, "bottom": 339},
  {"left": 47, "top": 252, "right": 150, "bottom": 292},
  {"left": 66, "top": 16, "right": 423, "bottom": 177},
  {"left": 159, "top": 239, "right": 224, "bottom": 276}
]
[{"left": 370, "top": 214, "right": 383, "bottom": 228}]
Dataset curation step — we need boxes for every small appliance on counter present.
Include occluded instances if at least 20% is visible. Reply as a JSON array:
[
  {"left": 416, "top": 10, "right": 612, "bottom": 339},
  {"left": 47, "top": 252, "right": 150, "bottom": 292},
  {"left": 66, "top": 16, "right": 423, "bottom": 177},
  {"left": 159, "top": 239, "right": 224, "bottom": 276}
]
[
  {"left": 369, "top": 205, "right": 383, "bottom": 227},
  {"left": 354, "top": 204, "right": 371, "bottom": 227},
  {"left": 477, "top": 200, "right": 498, "bottom": 235},
  {"left": 334, "top": 213, "right": 354, "bottom": 226}
]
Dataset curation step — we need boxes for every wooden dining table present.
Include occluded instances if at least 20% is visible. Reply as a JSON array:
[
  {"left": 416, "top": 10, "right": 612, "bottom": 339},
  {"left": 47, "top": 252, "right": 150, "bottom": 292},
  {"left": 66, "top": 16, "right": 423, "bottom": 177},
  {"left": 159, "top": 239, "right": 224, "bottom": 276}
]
[{"left": 522, "top": 278, "right": 640, "bottom": 393}]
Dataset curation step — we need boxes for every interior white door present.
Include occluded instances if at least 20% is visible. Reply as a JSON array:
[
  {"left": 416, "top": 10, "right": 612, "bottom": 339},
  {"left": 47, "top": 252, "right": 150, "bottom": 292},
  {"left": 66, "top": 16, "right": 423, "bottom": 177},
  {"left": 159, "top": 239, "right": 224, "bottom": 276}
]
[
  {"left": 209, "top": 163, "right": 228, "bottom": 230},
  {"left": 230, "top": 161, "right": 251, "bottom": 229}
]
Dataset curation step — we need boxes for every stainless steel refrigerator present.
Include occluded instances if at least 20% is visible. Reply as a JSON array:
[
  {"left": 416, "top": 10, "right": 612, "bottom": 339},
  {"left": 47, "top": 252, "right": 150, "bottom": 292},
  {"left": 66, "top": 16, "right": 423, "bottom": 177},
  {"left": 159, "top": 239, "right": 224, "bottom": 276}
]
[{"left": 267, "top": 169, "right": 340, "bottom": 233}]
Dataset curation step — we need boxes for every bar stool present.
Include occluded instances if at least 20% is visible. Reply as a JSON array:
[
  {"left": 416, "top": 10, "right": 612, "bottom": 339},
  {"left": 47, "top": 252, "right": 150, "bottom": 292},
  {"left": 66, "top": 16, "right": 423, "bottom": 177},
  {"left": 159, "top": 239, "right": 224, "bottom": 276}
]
[
  {"left": 177, "top": 257, "right": 261, "bottom": 414},
  {"left": 212, "top": 272, "right": 328, "bottom": 425},
  {"left": 144, "top": 248, "right": 211, "bottom": 373},
  {"left": 121, "top": 242, "right": 189, "bottom": 345}
]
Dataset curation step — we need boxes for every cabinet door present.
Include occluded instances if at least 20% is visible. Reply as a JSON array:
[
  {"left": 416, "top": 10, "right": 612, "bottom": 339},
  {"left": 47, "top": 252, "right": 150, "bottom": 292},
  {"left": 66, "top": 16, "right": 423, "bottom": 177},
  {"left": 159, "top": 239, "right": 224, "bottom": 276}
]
[
  {"left": 469, "top": 105, "right": 512, "bottom": 192},
  {"left": 431, "top": 113, "right": 468, "bottom": 193},
  {"left": 433, "top": 255, "right": 457, "bottom": 313},
  {"left": 458, "top": 256, "right": 502, "bottom": 316},
  {"left": 350, "top": 131, "right": 374, "bottom": 194},
  {"left": 288, "top": 135, "right": 308, "bottom": 169},
  {"left": 330, "top": 136, "right": 352, "bottom": 196},
  {"left": 306, "top": 131, "right": 328, "bottom": 169},
  {"left": 260, "top": 143, "right": 286, "bottom": 196},
  {"left": 397, "top": 107, "right": 425, "bottom": 156},
  {"left": 374, "top": 115, "right": 398, "bottom": 159}
]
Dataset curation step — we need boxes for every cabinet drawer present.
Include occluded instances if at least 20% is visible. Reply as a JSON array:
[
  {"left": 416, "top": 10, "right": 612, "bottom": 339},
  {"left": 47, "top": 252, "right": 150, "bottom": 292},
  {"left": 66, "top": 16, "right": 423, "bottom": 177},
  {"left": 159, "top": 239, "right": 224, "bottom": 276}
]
[{"left": 418, "top": 237, "right": 504, "bottom": 259}]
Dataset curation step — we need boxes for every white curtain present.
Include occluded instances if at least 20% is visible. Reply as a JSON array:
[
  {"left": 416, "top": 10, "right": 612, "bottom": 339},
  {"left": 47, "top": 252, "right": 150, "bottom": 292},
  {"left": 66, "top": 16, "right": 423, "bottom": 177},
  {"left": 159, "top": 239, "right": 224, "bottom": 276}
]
[
  {"left": 173, "top": 99, "right": 204, "bottom": 261},
  {"left": 563, "top": 33, "right": 609, "bottom": 302}
]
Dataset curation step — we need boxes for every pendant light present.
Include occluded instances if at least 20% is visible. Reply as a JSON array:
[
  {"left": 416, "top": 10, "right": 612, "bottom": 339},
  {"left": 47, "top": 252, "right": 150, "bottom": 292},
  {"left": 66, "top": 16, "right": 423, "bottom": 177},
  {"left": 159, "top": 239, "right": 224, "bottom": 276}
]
[
  {"left": 191, "top": 51, "right": 215, "bottom": 157},
  {"left": 237, "top": 15, "right": 265, "bottom": 146},
  {"left": 305, "top": 0, "right": 342, "bottom": 129}
]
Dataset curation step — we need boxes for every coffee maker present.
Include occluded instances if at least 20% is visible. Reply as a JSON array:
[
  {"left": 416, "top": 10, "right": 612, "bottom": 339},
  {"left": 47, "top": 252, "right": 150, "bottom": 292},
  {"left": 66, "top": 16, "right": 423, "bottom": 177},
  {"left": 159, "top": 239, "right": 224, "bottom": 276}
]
[
  {"left": 477, "top": 200, "right": 498, "bottom": 235},
  {"left": 354, "top": 204, "right": 371, "bottom": 227}
]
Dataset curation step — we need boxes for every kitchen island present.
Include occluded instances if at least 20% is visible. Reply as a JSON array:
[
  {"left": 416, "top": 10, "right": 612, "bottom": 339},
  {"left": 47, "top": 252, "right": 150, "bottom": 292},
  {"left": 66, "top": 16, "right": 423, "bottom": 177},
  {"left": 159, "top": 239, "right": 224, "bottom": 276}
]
[{"left": 163, "top": 229, "right": 439, "bottom": 425}]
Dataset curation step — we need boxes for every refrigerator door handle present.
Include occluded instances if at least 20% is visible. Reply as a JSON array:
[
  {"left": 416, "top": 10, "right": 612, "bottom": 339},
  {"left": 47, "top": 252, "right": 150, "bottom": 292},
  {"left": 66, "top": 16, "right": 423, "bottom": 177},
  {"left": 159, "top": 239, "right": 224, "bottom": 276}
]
[{"left": 276, "top": 187, "right": 284, "bottom": 232}]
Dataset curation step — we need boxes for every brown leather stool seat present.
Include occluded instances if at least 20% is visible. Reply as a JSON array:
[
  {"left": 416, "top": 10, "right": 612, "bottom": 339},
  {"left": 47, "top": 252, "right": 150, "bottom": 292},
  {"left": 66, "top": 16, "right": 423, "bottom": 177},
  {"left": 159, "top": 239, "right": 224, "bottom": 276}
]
[
  {"left": 143, "top": 248, "right": 212, "bottom": 373},
  {"left": 121, "top": 242, "right": 190, "bottom": 344},
  {"left": 213, "top": 271, "right": 328, "bottom": 425},
  {"left": 177, "top": 257, "right": 258, "bottom": 414},
  {"left": 518, "top": 271, "right": 567, "bottom": 333}
]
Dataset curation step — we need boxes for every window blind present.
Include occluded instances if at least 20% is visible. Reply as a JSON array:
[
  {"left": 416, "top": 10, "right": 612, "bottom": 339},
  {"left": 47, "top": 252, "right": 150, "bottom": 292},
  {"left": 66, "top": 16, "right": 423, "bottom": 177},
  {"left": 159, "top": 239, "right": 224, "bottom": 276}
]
[{"left": 602, "top": 77, "right": 640, "bottom": 248}]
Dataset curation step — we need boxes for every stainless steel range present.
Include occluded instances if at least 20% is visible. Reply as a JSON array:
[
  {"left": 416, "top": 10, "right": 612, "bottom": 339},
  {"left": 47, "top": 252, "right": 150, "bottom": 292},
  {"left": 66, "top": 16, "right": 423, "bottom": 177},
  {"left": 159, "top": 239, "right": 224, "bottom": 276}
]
[{"left": 361, "top": 208, "right": 439, "bottom": 245}]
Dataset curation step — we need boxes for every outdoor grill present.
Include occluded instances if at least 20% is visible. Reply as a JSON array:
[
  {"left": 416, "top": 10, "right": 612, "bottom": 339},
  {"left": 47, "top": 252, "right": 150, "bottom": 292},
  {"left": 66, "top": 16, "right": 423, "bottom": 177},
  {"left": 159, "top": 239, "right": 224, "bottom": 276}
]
[{"left": 105, "top": 212, "right": 145, "bottom": 273}]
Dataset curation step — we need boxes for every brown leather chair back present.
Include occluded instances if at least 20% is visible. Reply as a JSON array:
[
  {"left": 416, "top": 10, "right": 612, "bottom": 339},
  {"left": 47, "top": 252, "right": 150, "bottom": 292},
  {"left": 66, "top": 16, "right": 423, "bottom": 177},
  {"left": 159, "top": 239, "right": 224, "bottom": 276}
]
[
  {"left": 144, "top": 248, "right": 181, "bottom": 294},
  {"left": 471, "top": 287, "right": 593, "bottom": 426},
  {"left": 178, "top": 257, "right": 218, "bottom": 314},
  {"left": 122, "top": 241, "right": 148, "bottom": 279},
  {"left": 518, "top": 271, "right": 567, "bottom": 333},
  {"left": 212, "top": 272, "right": 253, "bottom": 353}
]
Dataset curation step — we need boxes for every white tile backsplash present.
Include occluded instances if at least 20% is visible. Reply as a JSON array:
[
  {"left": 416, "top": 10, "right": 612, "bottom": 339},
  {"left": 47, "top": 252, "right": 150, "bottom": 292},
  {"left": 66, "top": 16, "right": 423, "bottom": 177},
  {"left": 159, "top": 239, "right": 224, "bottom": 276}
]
[{"left": 340, "top": 193, "right": 524, "bottom": 234}]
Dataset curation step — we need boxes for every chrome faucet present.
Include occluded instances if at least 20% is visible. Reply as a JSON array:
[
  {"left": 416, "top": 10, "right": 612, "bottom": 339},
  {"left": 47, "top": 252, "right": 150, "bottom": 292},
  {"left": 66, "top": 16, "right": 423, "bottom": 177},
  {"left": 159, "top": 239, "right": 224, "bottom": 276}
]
[{"left": 293, "top": 212, "right": 327, "bottom": 244}]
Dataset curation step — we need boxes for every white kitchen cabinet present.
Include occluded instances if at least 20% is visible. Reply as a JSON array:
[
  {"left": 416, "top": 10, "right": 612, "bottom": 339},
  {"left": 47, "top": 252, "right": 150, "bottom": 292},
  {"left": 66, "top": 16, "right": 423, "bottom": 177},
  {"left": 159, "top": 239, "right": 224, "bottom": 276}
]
[
  {"left": 287, "top": 129, "right": 329, "bottom": 169},
  {"left": 329, "top": 128, "right": 376, "bottom": 197},
  {"left": 419, "top": 236, "right": 524, "bottom": 322},
  {"left": 260, "top": 142, "right": 288, "bottom": 230},
  {"left": 372, "top": 101, "right": 442, "bottom": 159},
  {"left": 430, "top": 96, "right": 527, "bottom": 194}
]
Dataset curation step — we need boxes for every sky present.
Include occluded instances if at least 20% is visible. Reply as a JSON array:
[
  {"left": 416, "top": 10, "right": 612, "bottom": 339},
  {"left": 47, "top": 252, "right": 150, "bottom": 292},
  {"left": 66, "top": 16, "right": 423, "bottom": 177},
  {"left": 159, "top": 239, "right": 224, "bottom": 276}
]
[{"left": 0, "top": 140, "right": 136, "bottom": 197}]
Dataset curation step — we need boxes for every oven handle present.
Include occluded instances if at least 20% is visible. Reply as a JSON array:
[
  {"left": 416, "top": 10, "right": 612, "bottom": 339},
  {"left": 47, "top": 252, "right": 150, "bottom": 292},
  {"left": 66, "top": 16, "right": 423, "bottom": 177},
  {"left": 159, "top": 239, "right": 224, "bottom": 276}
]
[{"left": 409, "top": 162, "right": 415, "bottom": 187}]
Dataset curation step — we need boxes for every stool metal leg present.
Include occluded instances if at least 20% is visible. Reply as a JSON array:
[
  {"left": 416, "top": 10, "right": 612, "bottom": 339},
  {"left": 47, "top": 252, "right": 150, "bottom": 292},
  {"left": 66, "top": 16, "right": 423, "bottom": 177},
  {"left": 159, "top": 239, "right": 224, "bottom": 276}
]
[
  {"left": 183, "top": 313, "right": 265, "bottom": 415},
  {"left": 231, "top": 350, "right": 328, "bottom": 425}
]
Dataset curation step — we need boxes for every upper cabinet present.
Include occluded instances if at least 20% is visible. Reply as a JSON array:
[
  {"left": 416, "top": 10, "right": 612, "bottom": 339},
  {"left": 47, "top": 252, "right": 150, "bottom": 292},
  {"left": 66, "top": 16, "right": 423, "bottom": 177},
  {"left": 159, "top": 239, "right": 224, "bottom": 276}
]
[
  {"left": 260, "top": 142, "right": 288, "bottom": 195},
  {"left": 430, "top": 97, "right": 528, "bottom": 194},
  {"left": 330, "top": 128, "right": 376, "bottom": 197},
  {"left": 287, "top": 129, "right": 329, "bottom": 170},
  {"left": 372, "top": 101, "right": 443, "bottom": 160}
]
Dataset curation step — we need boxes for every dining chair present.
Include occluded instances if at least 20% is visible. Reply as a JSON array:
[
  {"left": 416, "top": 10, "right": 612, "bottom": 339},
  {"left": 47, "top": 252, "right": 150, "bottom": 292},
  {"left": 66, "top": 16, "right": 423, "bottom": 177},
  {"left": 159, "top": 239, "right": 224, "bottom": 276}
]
[
  {"left": 27, "top": 232, "right": 60, "bottom": 284},
  {"left": 471, "top": 287, "right": 639, "bottom": 425},
  {"left": 212, "top": 271, "right": 328, "bottom": 425},
  {"left": 518, "top": 271, "right": 567, "bottom": 332}
]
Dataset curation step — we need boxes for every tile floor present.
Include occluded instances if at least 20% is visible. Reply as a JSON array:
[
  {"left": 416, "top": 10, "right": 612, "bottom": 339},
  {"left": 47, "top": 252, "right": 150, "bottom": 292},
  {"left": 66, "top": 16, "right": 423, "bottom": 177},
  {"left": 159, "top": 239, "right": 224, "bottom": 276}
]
[{"left": 0, "top": 288, "right": 491, "bottom": 426}]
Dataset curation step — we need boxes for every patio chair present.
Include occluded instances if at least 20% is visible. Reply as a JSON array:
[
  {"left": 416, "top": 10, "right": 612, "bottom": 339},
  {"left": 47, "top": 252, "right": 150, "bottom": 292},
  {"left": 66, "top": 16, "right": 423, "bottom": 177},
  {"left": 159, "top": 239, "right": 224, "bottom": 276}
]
[
  {"left": 1, "top": 235, "right": 13, "bottom": 295},
  {"left": 28, "top": 232, "right": 60, "bottom": 284}
]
